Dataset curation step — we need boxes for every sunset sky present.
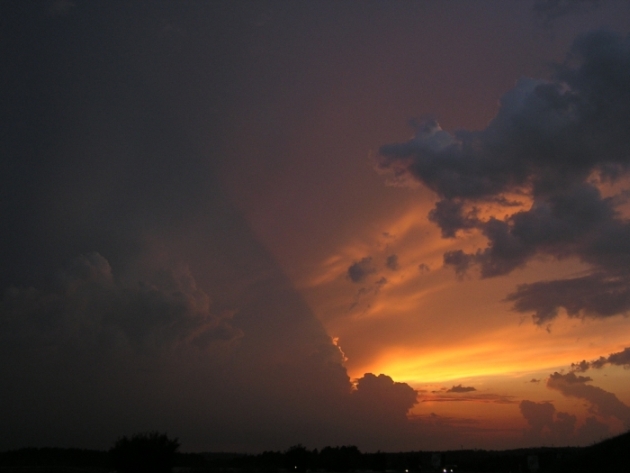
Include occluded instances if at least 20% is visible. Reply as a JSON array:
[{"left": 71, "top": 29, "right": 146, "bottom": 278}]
[{"left": 3, "top": 0, "right": 630, "bottom": 453}]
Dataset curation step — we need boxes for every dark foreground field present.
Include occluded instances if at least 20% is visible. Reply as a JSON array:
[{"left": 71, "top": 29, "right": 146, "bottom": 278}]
[{"left": 1, "top": 430, "right": 629, "bottom": 473}]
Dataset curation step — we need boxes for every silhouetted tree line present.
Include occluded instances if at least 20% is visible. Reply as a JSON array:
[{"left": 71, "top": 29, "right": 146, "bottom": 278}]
[
  {"left": 538, "top": 429, "right": 630, "bottom": 473},
  {"left": 0, "top": 432, "right": 189, "bottom": 472},
  {"left": 3, "top": 429, "right": 630, "bottom": 472},
  {"left": 216, "top": 444, "right": 581, "bottom": 472},
  {"left": 0, "top": 443, "right": 583, "bottom": 472},
  {"left": 110, "top": 431, "right": 180, "bottom": 473}
]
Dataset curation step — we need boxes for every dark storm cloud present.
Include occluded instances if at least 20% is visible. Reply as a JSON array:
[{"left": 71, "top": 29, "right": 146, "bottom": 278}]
[
  {"left": 48, "top": 0, "right": 76, "bottom": 16},
  {"left": 575, "top": 416, "right": 611, "bottom": 443},
  {"left": 547, "top": 372, "right": 630, "bottom": 425},
  {"left": 519, "top": 400, "right": 577, "bottom": 444},
  {"left": 446, "top": 384, "right": 477, "bottom": 393},
  {"left": 378, "top": 30, "right": 630, "bottom": 324},
  {"left": 519, "top": 398, "right": 609, "bottom": 445},
  {"left": 443, "top": 250, "right": 475, "bottom": 277},
  {"left": 0, "top": 2, "right": 422, "bottom": 452},
  {"left": 519, "top": 400, "right": 555, "bottom": 433},
  {"left": 607, "top": 347, "right": 630, "bottom": 366},
  {"left": 0, "top": 251, "right": 422, "bottom": 451},
  {"left": 351, "top": 373, "right": 418, "bottom": 423},
  {"left": 533, "top": 0, "right": 602, "bottom": 23},
  {"left": 571, "top": 346, "right": 630, "bottom": 371},
  {"left": 0, "top": 249, "right": 369, "bottom": 450},
  {"left": 505, "top": 272, "right": 630, "bottom": 324},
  {"left": 0, "top": 252, "right": 241, "bottom": 353},
  {"left": 347, "top": 257, "right": 377, "bottom": 283},
  {"left": 428, "top": 199, "right": 478, "bottom": 239}
]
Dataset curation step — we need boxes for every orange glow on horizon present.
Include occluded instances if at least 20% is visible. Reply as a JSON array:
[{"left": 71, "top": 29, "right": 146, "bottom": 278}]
[{"left": 346, "top": 315, "right": 630, "bottom": 385}]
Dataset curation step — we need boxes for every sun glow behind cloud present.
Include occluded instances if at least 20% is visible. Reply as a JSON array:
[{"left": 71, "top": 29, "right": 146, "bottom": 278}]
[
  {"left": 303, "top": 158, "right": 630, "bottom": 392},
  {"left": 351, "top": 308, "right": 630, "bottom": 378},
  {"left": 5, "top": 0, "right": 630, "bottom": 453}
]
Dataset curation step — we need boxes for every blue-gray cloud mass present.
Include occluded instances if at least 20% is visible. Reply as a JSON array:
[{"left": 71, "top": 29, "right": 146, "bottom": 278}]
[{"left": 379, "top": 30, "right": 630, "bottom": 324}]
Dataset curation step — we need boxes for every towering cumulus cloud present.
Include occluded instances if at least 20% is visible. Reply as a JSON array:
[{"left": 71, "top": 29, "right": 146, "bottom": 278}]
[{"left": 378, "top": 30, "right": 630, "bottom": 324}]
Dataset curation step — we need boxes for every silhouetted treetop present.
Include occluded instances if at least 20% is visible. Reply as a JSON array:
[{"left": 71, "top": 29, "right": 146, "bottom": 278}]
[{"left": 109, "top": 431, "right": 179, "bottom": 473}]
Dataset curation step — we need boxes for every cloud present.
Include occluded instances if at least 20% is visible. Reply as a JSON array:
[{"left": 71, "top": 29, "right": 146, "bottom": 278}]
[
  {"left": 547, "top": 372, "right": 630, "bottom": 426},
  {"left": 520, "top": 400, "right": 555, "bottom": 433},
  {"left": 505, "top": 272, "right": 630, "bottom": 324},
  {"left": 347, "top": 257, "right": 377, "bottom": 283},
  {"left": 348, "top": 276, "right": 388, "bottom": 313},
  {"left": 572, "top": 346, "right": 630, "bottom": 371},
  {"left": 571, "top": 359, "right": 595, "bottom": 372},
  {"left": 443, "top": 250, "right": 475, "bottom": 277},
  {"left": 420, "top": 391, "right": 515, "bottom": 404},
  {"left": 608, "top": 347, "right": 630, "bottom": 366},
  {"left": 533, "top": 0, "right": 602, "bottom": 24},
  {"left": 0, "top": 253, "right": 241, "bottom": 355},
  {"left": 351, "top": 373, "right": 418, "bottom": 424},
  {"left": 375, "top": 276, "right": 388, "bottom": 288},
  {"left": 378, "top": 30, "right": 630, "bottom": 324},
  {"left": 429, "top": 199, "right": 478, "bottom": 239},
  {"left": 0, "top": 6, "right": 426, "bottom": 450},
  {"left": 576, "top": 416, "right": 610, "bottom": 444},
  {"left": 386, "top": 254, "right": 399, "bottom": 271},
  {"left": 48, "top": 0, "right": 75, "bottom": 16},
  {"left": 519, "top": 400, "right": 577, "bottom": 445},
  {"left": 447, "top": 384, "right": 477, "bottom": 393},
  {"left": 0, "top": 253, "right": 426, "bottom": 451},
  {"left": 519, "top": 398, "right": 610, "bottom": 445}
]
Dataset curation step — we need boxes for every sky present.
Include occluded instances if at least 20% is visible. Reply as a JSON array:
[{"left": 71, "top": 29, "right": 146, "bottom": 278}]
[{"left": 3, "top": 0, "right": 630, "bottom": 453}]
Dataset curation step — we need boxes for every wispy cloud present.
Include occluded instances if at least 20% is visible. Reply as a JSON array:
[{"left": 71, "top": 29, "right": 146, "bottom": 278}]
[
  {"left": 446, "top": 384, "right": 477, "bottom": 393},
  {"left": 420, "top": 392, "right": 516, "bottom": 404},
  {"left": 571, "top": 346, "right": 630, "bottom": 371}
]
